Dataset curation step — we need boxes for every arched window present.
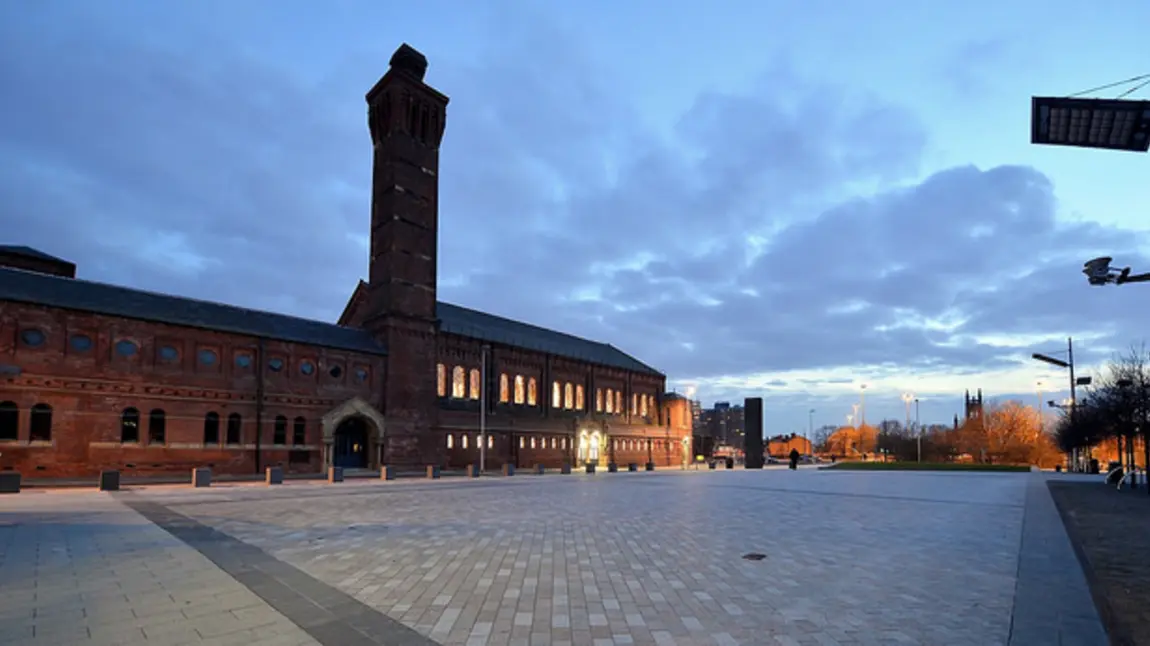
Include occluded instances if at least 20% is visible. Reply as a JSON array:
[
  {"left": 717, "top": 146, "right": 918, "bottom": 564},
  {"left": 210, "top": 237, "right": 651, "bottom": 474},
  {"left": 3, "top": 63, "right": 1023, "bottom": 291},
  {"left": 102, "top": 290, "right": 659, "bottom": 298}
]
[
  {"left": 514, "top": 375, "right": 525, "bottom": 404},
  {"left": 641, "top": 394, "right": 649, "bottom": 417},
  {"left": 575, "top": 385, "right": 585, "bottom": 411},
  {"left": 527, "top": 378, "right": 537, "bottom": 406},
  {"left": 499, "top": 374, "right": 510, "bottom": 403},
  {"left": 446, "top": 434, "right": 454, "bottom": 449},
  {"left": 519, "top": 436, "right": 524, "bottom": 449},
  {"left": 552, "top": 381, "right": 561, "bottom": 408},
  {"left": 226, "top": 413, "right": 242, "bottom": 445},
  {"left": 551, "top": 437, "right": 557, "bottom": 449},
  {"left": 436, "top": 363, "right": 447, "bottom": 397},
  {"left": 273, "top": 416, "right": 288, "bottom": 445},
  {"left": 487, "top": 435, "right": 493, "bottom": 449},
  {"left": 30, "top": 404, "right": 52, "bottom": 442},
  {"left": 563, "top": 383, "right": 574, "bottom": 410},
  {"left": 120, "top": 407, "right": 140, "bottom": 443},
  {"left": 462, "top": 434, "right": 469, "bottom": 449},
  {"left": 615, "top": 391, "right": 623, "bottom": 415},
  {"left": 469, "top": 368, "right": 481, "bottom": 400},
  {"left": 0, "top": 401, "right": 16, "bottom": 440},
  {"left": 292, "top": 417, "right": 306, "bottom": 445},
  {"left": 530, "top": 437, "right": 536, "bottom": 449},
  {"left": 595, "top": 388, "right": 603, "bottom": 413},
  {"left": 605, "top": 389, "right": 614, "bottom": 413},
  {"left": 451, "top": 366, "right": 465, "bottom": 398},
  {"left": 632, "top": 393, "right": 638, "bottom": 415},
  {"left": 148, "top": 409, "right": 165, "bottom": 445},
  {"left": 204, "top": 412, "right": 220, "bottom": 445}
]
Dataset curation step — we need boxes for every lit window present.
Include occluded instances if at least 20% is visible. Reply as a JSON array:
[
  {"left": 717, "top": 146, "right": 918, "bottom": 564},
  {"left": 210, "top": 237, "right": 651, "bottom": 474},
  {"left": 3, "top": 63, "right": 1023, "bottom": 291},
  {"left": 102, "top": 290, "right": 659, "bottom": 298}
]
[
  {"left": 436, "top": 364, "right": 447, "bottom": 397},
  {"left": 605, "top": 389, "right": 614, "bottom": 413},
  {"left": 462, "top": 434, "right": 469, "bottom": 449},
  {"left": 530, "top": 437, "right": 536, "bottom": 449},
  {"left": 552, "top": 381, "right": 561, "bottom": 408},
  {"left": 487, "top": 435, "right": 493, "bottom": 449},
  {"left": 469, "top": 368, "right": 481, "bottom": 400},
  {"left": 514, "top": 375, "right": 525, "bottom": 405},
  {"left": 452, "top": 366, "right": 465, "bottom": 398},
  {"left": 575, "top": 385, "right": 584, "bottom": 411},
  {"left": 447, "top": 434, "right": 454, "bottom": 449},
  {"left": 527, "top": 378, "right": 537, "bottom": 406},
  {"left": 596, "top": 388, "right": 603, "bottom": 412},
  {"left": 499, "top": 374, "right": 510, "bottom": 403},
  {"left": 551, "top": 437, "right": 556, "bottom": 449},
  {"left": 615, "top": 391, "right": 623, "bottom": 415},
  {"left": 631, "top": 393, "right": 638, "bottom": 415},
  {"left": 641, "top": 394, "right": 648, "bottom": 417},
  {"left": 564, "top": 383, "right": 574, "bottom": 410},
  {"left": 519, "top": 436, "right": 525, "bottom": 449}
]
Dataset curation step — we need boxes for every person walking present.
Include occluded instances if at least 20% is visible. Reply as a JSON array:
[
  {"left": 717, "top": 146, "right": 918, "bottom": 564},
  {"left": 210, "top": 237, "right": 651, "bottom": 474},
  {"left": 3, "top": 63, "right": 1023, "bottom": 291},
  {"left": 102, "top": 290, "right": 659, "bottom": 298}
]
[{"left": 789, "top": 448, "right": 800, "bottom": 470}]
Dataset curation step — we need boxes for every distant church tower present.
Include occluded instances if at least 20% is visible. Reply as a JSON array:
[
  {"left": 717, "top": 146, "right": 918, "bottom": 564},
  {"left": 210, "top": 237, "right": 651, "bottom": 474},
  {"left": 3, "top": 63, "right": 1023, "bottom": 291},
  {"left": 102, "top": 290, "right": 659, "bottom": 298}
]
[
  {"left": 362, "top": 44, "right": 449, "bottom": 466},
  {"left": 954, "top": 388, "right": 985, "bottom": 429}
]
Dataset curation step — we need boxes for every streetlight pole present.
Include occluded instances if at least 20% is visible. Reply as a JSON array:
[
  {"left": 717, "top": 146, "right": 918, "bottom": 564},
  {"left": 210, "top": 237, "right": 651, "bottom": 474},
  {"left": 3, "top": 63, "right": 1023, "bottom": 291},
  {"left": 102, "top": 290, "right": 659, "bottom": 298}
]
[
  {"left": 1036, "top": 381, "right": 1045, "bottom": 435},
  {"left": 808, "top": 408, "right": 814, "bottom": 456},
  {"left": 915, "top": 398, "right": 921, "bottom": 462},
  {"left": 480, "top": 344, "right": 489, "bottom": 474},
  {"left": 901, "top": 393, "right": 914, "bottom": 461},
  {"left": 1033, "top": 337, "right": 1088, "bottom": 470},
  {"left": 859, "top": 384, "right": 867, "bottom": 429}
]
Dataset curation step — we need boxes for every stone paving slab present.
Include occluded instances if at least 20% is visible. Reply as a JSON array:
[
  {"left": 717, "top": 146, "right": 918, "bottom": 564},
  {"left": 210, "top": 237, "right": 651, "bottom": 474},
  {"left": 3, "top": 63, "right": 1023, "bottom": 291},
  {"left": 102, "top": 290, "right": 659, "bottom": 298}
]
[{"left": 0, "top": 491, "right": 319, "bottom": 645}]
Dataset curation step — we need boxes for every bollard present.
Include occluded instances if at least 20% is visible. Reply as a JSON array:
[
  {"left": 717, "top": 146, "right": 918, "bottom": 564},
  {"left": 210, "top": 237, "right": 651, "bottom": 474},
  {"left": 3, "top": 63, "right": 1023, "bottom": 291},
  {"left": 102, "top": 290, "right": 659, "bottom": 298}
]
[
  {"left": 192, "top": 467, "right": 211, "bottom": 488},
  {"left": 534, "top": 464, "right": 545, "bottom": 475},
  {"left": 99, "top": 470, "right": 120, "bottom": 491},
  {"left": 381, "top": 465, "right": 395, "bottom": 481},
  {"left": 645, "top": 462, "right": 655, "bottom": 471},
  {"left": 327, "top": 466, "right": 343, "bottom": 483},
  {"left": 627, "top": 463, "right": 638, "bottom": 472},
  {"left": 585, "top": 463, "right": 596, "bottom": 474},
  {"left": 561, "top": 463, "right": 572, "bottom": 474},
  {"left": 608, "top": 462, "right": 618, "bottom": 473},
  {"left": 0, "top": 472, "right": 21, "bottom": 494},
  {"left": 466, "top": 464, "right": 480, "bottom": 478},
  {"left": 426, "top": 465, "right": 441, "bottom": 479},
  {"left": 502, "top": 463, "right": 515, "bottom": 477},
  {"left": 265, "top": 466, "right": 283, "bottom": 485}
]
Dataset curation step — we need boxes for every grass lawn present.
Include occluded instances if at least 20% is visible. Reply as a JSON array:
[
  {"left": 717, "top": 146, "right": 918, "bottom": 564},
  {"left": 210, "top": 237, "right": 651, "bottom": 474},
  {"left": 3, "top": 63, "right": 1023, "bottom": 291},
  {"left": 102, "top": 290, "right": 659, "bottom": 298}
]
[{"left": 824, "top": 461, "right": 1030, "bottom": 472}]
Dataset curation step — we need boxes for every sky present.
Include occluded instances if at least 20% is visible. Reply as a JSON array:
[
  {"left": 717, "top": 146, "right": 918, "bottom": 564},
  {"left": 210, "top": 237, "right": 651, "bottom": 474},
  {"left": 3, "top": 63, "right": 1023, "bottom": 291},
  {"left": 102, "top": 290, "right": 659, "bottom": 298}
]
[{"left": 2, "top": 0, "right": 1148, "bottom": 436}]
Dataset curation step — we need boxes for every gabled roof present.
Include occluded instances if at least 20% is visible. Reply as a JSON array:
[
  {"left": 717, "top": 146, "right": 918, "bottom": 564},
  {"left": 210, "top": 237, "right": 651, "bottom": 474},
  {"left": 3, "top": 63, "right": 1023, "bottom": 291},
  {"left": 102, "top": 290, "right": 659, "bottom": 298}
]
[
  {"left": 436, "top": 301, "right": 662, "bottom": 376},
  {"left": 0, "top": 266, "right": 387, "bottom": 355},
  {"left": 0, "top": 245, "right": 71, "bottom": 264}
]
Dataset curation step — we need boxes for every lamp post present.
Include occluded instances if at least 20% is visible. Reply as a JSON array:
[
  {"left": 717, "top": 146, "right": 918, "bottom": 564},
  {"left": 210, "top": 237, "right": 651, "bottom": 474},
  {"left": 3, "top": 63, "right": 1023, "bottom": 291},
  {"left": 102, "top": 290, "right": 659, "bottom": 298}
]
[
  {"left": 480, "top": 344, "right": 490, "bottom": 474},
  {"left": 859, "top": 384, "right": 868, "bottom": 429},
  {"left": 808, "top": 408, "right": 815, "bottom": 456},
  {"left": 901, "top": 393, "right": 915, "bottom": 462},
  {"left": 914, "top": 398, "right": 921, "bottom": 461},
  {"left": 1033, "top": 337, "right": 1092, "bottom": 470}
]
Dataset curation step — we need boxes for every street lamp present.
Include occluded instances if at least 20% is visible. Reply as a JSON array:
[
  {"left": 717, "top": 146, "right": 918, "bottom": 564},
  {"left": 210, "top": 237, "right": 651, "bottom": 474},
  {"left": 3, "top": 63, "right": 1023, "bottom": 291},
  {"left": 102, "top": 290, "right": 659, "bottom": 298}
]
[
  {"left": 901, "top": 392, "right": 917, "bottom": 462},
  {"left": 1033, "top": 338, "right": 1092, "bottom": 471},
  {"left": 808, "top": 408, "right": 815, "bottom": 456},
  {"left": 859, "top": 384, "right": 868, "bottom": 429},
  {"left": 479, "top": 344, "right": 490, "bottom": 474},
  {"left": 1083, "top": 256, "right": 1150, "bottom": 286},
  {"left": 1031, "top": 95, "right": 1150, "bottom": 152}
]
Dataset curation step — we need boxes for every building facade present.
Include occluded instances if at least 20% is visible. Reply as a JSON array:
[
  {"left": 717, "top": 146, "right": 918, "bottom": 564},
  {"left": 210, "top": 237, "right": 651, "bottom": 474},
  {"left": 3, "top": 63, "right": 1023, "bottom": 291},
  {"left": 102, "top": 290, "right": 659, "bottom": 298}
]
[{"left": 0, "top": 43, "right": 692, "bottom": 480}]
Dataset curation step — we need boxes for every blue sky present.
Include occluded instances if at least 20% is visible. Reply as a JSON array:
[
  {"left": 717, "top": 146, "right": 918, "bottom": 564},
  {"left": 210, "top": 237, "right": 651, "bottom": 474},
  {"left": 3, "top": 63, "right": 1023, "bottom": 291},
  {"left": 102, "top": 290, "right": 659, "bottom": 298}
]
[{"left": 2, "top": 0, "right": 1148, "bottom": 435}]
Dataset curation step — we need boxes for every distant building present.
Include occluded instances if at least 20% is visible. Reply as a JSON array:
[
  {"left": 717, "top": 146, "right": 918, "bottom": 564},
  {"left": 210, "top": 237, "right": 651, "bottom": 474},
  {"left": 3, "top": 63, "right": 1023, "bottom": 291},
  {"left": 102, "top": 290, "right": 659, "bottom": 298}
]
[
  {"left": 954, "top": 388, "right": 985, "bottom": 429},
  {"left": 701, "top": 401, "right": 745, "bottom": 447},
  {"left": 768, "top": 433, "right": 811, "bottom": 457}
]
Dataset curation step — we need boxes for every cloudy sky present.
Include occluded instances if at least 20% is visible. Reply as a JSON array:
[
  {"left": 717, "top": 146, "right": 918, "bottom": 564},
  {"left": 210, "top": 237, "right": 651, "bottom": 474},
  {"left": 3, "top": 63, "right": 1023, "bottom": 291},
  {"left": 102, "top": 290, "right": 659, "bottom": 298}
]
[{"left": 2, "top": 0, "right": 1148, "bottom": 434}]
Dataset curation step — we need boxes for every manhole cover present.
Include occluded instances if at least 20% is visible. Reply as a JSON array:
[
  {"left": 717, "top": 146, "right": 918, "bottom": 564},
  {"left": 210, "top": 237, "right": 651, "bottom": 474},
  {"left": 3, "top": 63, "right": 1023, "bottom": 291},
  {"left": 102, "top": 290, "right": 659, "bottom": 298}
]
[{"left": 742, "top": 553, "right": 767, "bottom": 561}]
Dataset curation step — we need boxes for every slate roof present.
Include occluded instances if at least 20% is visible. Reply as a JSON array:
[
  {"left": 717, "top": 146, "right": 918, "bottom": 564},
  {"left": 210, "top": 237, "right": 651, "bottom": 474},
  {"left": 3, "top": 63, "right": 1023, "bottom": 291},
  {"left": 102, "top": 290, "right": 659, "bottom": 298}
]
[
  {"left": 0, "top": 266, "right": 387, "bottom": 355},
  {"left": 0, "top": 262, "right": 663, "bottom": 375},
  {"left": 436, "top": 302, "right": 662, "bottom": 376},
  {"left": 0, "top": 245, "right": 71, "bottom": 264}
]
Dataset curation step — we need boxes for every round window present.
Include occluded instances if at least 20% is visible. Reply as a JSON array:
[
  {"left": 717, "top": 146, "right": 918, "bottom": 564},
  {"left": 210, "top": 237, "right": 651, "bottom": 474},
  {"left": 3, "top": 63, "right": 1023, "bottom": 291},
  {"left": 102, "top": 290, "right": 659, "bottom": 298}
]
[
  {"left": 268, "top": 358, "right": 284, "bottom": 372},
  {"left": 329, "top": 365, "right": 343, "bottom": 379},
  {"left": 114, "top": 340, "right": 138, "bottom": 357},
  {"left": 20, "top": 329, "right": 46, "bottom": 347},
  {"left": 69, "top": 334, "right": 93, "bottom": 352},
  {"left": 355, "top": 368, "right": 369, "bottom": 383},
  {"left": 300, "top": 361, "right": 315, "bottom": 376},
  {"left": 198, "top": 349, "right": 218, "bottom": 366},
  {"left": 159, "top": 346, "right": 179, "bottom": 361},
  {"left": 235, "top": 354, "right": 252, "bottom": 368}
]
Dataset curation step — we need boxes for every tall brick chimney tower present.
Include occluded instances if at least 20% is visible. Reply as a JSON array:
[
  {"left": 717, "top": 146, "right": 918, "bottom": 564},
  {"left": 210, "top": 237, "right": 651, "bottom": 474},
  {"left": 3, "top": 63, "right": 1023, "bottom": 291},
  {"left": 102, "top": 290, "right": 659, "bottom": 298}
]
[{"left": 363, "top": 43, "right": 449, "bottom": 467}]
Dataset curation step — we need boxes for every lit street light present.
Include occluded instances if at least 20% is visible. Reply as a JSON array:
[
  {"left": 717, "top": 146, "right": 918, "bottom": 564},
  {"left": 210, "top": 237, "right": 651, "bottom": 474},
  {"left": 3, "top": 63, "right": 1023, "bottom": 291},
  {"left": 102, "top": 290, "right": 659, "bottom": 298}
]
[
  {"left": 1033, "top": 338, "right": 1093, "bottom": 471},
  {"left": 1031, "top": 95, "right": 1150, "bottom": 153},
  {"left": 901, "top": 392, "right": 917, "bottom": 462},
  {"left": 1083, "top": 256, "right": 1150, "bottom": 286}
]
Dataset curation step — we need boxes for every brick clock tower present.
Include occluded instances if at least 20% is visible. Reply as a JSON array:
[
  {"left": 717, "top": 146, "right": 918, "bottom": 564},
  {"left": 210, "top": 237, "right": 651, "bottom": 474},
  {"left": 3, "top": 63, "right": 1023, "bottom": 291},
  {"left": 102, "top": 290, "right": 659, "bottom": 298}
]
[{"left": 363, "top": 44, "right": 448, "bottom": 467}]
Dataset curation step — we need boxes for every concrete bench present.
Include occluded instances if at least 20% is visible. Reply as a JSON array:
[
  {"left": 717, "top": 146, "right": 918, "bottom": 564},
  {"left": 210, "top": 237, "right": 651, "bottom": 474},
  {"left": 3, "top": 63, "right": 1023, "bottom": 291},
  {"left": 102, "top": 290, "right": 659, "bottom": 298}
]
[
  {"left": 265, "top": 466, "right": 283, "bottom": 485},
  {"left": 427, "top": 465, "right": 441, "bottom": 479},
  {"left": 585, "top": 463, "right": 596, "bottom": 474},
  {"left": 645, "top": 462, "right": 655, "bottom": 471},
  {"left": 502, "top": 463, "right": 515, "bottom": 476},
  {"left": 327, "top": 466, "right": 343, "bottom": 483},
  {"left": 381, "top": 465, "right": 395, "bottom": 481},
  {"left": 0, "top": 472, "right": 20, "bottom": 494},
  {"left": 627, "top": 463, "right": 638, "bottom": 472},
  {"left": 99, "top": 470, "right": 120, "bottom": 491},
  {"left": 466, "top": 464, "right": 480, "bottom": 478},
  {"left": 191, "top": 467, "right": 211, "bottom": 488},
  {"left": 561, "top": 463, "right": 572, "bottom": 474},
  {"left": 607, "top": 463, "right": 618, "bottom": 473}
]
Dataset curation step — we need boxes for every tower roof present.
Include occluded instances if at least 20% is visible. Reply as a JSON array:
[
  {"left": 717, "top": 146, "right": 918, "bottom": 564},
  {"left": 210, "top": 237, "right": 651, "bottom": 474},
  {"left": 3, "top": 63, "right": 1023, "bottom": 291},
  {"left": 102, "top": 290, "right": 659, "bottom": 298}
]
[{"left": 389, "top": 43, "right": 428, "bottom": 81}]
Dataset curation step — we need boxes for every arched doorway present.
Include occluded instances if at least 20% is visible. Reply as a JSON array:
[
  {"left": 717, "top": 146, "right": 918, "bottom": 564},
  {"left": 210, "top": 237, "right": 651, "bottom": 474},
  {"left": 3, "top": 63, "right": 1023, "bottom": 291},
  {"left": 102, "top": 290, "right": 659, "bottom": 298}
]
[{"left": 333, "top": 417, "right": 369, "bottom": 469}]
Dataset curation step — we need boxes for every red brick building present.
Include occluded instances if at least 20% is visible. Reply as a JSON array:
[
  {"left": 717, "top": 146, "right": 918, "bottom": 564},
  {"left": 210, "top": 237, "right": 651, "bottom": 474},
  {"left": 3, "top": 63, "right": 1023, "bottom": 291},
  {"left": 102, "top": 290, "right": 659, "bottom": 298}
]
[{"left": 0, "top": 44, "right": 692, "bottom": 480}]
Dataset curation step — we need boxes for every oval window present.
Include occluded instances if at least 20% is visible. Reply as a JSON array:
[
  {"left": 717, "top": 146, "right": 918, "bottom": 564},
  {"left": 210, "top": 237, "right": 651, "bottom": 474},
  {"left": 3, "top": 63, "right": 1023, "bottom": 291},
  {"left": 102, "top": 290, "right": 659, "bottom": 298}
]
[
  {"left": 300, "top": 361, "right": 315, "bottom": 376},
  {"left": 159, "top": 346, "right": 179, "bottom": 361},
  {"left": 69, "top": 334, "right": 93, "bottom": 352},
  {"left": 198, "top": 349, "right": 218, "bottom": 366},
  {"left": 235, "top": 354, "right": 252, "bottom": 368},
  {"left": 20, "top": 329, "right": 46, "bottom": 347},
  {"left": 329, "top": 365, "right": 343, "bottom": 378},
  {"left": 115, "top": 340, "right": 138, "bottom": 357},
  {"left": 268, "top": 358, "right": 284, "bottom": 372}
]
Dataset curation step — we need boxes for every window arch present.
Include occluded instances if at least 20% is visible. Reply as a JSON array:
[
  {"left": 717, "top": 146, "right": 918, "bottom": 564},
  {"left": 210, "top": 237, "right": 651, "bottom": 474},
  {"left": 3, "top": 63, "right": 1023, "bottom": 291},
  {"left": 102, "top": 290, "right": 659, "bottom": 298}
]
[
  {"left": 30, "top": 403, "right": 52, "bottom": 442},
  {"left": 148, "top": 409, "right": 165, "bottom": 445},
  {"left": 469, "top": 368, "right": 481, "bottom": 400},
  {"left": 451, "top": 366, "right": 465, "bottom": 398},
  {"left": 605, "top": 388, "right": 614, "bottom": 413},
  {"left": 499, "top": 374, "right": 510, "bottom": 403},
  {"left": 552, "top": 381, "right": 561, "bottom": 408},
  {"left": 273, "top": 416, "right": 288, "bottom": 445},
  {"left": 436, "top": 363, "right": 447, "bottom": 397},
  {"left": 514, "top": 375, "right": 525, "bottom": 404},
  {"left": 120, "top": 407, "right": 140, "bottom": 443},
  {"left": 292, "top": 417, "right": 306, "bottom": 445},
  {"left": 563, "top": 383, "right": 574, "bottom": 410},
  {"left": 0, "top": 401, "right": 16, "bottom": 440},
  {"left": 446, "top": 434, "right": 454, "bottom": 449},
  {"left": 527, "top": 378, "right": 537, "bottom": 406},
  {"left": 226, "top": 413, "right": 242, "bottom": 445},
  {"left": 204, "top": 412, "right": 220, "bottom": 445},
  {"left": 575, "top": 385, "right": 585, "bottom": 411}
]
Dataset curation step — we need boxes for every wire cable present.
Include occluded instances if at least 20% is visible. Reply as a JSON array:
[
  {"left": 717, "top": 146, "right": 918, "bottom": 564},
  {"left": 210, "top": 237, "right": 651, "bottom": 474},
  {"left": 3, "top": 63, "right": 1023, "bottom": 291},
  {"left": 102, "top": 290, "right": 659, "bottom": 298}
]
[
  {"left": 1115, "top": 77, "right": 1150, "bottom": 100},
  {"left": 1066, "top": 73, "right": 1150, "bottom": 98}
]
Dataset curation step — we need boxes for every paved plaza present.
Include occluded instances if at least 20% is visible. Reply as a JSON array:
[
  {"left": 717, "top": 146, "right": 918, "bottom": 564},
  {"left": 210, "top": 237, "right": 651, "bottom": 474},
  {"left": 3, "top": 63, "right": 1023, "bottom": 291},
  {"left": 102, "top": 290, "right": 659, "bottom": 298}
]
[{"left": 0, "top": 468, "right": 1107, "bottom": 645}]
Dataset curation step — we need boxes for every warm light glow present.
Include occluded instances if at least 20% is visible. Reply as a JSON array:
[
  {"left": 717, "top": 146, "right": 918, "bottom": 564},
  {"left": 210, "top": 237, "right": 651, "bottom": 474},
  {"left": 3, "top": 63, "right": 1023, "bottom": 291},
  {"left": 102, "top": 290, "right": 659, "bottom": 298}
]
[
  {"left": 468, "top": 369, "right": 480, "bottom": 400},
  {"left": 436, "top": 364, "right": 447, "bottom": 397},
  {"left": 514, "top": 375, "right": 525, "bottom": 404},
  {"left": 499, "top": 373, "right": 510, "bottom": 403},
  {"left": 527, "top": 378, "right": 538, "bottom": 406},
  {"left": 451, "top": 366, "right": 465, "bottom": 398}
]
